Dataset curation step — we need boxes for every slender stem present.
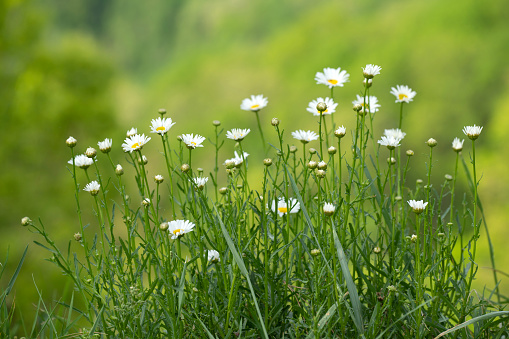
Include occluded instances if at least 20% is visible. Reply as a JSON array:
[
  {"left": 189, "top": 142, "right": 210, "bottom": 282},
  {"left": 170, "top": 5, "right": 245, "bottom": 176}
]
[{"left": 255, "top": 111, "right": 266, "bottom": 153}]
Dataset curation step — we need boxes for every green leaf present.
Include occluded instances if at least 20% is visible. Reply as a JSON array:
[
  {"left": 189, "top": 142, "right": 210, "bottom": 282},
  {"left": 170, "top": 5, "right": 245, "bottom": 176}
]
[{"left": 434, "top": 311, "right": 509, "bottom": 339}]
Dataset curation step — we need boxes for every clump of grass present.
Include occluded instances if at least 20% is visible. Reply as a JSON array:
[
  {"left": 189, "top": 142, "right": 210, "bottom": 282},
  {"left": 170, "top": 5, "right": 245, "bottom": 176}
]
[{"left": 16, "top": 64, "right": 509, "bottom": 338}]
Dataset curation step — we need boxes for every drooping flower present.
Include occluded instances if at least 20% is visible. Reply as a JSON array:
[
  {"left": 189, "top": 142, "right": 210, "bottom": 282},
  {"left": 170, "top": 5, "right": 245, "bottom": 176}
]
[
  {"left": 167, "top": 220, "right": 195, "bottom": 239},
  {"left": 68, "top": 154, "right": 95, "bottom": 169},
  {"left": 226, "top": 128, "right": 251, "bottom": 141},
  {"left": 362, "top": 64, "right": 382, "bottom": 79},
  {"left": 378, "top": 136, "right": 402, "bottom": 149},
  {"left": 352, "top": 95, "right": 380, "bottom": 114},
  {"left": 407, "top": 200, "right": 428, "bottom": 214},
  {"left": 315, "top": 67, "right": 350, "bottom": 88},
  {"left": 241, "top": 95, "right": 268, "bottom": 112},
  {"left": 83, "top": 181, "right": 100, "bottom": 196},
  {"left": 271, "top": 198, "right": 300, "bottom": 217},
  {"left": 390, "top": 85, "right": 416, "bottom": 103},
  {"left": 150, "top": 117, "right": 176, "bottom": 135},
  {"left": 452, "top": 138, "right": 464, "bottom": 152},
  {"left": 306, "top": 97, "right": 338, "bottom": 116},
  {"left": 98, "top": 138, "right": 112, "bottom": 153},
  {"left": 122, "top": 134, "right": 151, "bottom": 153},
  {"left": 384, "top": 129, "right": 406, "bottom": 140},
  {"left": 181, "top": 134, "right": 206, "bottom": 149},
  {"left": 292, "top": 130, "right": 319, "bottom": 143},
  {"left": 207, "top": 250, "right": 220, "bottom": 263},
  {"left": 462, "top": 125, "right": 483, "bottom": 140}
]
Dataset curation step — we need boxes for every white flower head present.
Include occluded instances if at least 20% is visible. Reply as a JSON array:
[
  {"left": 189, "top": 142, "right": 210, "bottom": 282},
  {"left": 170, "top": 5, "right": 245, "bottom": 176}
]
[
  {"left": 323, "top": 202, "right": 335, "bottom": 216},
  {"left": 181, "top": 133, "right": 206, "bottom": 149},
  {"left": 408, "top": 200, "right": 428, "bottom": 214},
  {"left": 306, "top": 97, "right": 338, "bottom": 116},
  {"left": 225, "top": 151, "right": 249, "bottom": 167},
  {"left": 68, "top": 154, "right": 95, "bottom": 169},
  {"left": 462, "top": 125, "right": 483, "bottom": 140},
  {"left": 378, "top": 136, "right": 402, "bottom": 149},
  {"left": 384, "top": 129, "right": 406, "bottom": 140},
  {"left": 352, "top": 95, "right": 380, "bottom": 114},
  {"left": 452, "top": 138, "right": 464, "bottom": 152},
  {"left": 390, "top": 85, "right": 416, "bottom": 103},
  {"left": 207, "top": 250, "right": 220, "bottom": 263},
  {"left": 192, "top": 176, "right": 208, "bottom": 190},
  {"left": 271, "top": 198, "right": 300, "bottom": 217},
  {"left": 362, "top": 64, "right": 382, "bottom": 79},
  {"left": 122, "top": 134, "right": 151, "bottom": 153},
  {"left": 241, "top": 95, "right": 268, "bottom": 112},
  {"left": 154, "top": 174, "right": 164, "bottom": 183},
  {"left": 167, "top": 220, "right": 195, "bottom": 239},
  {"left": 126, "top": 128, "right": 137, "bottom": 137},
  {"left": 66, "top": 136, "right": 77, "bottom": 147},
  {"left": 226, "top": 128, "right": 251, "bottom": 141},
  {"left": 292, "top": 130, "right": 319, "bottom": 144},
  {"left": 315, "top": 67, "right": 350, "bottom": 88},
  {"left": 150, "top": 117, "right": 176, "bottom": 135},
  {"left": 83, "top": 181, "right": 100, "bottom": 195},
  {"left": 98, "top": 138, "right": 112, "bottom": 153},
  {"left": 334, "top": 126, "right": 346, "bottom": 138}
]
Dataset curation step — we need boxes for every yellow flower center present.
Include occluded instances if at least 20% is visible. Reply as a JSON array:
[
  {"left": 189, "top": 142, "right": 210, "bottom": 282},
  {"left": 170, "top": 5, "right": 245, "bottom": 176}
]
[
  {"left": 172, "top": 229, "right": 182, "bottom": 235},
  {"left": 278, "top": 207, "right": 288, "bottom": 213},
  {"left": 327, "top": 79, "right": 338, "bottom": 85},
  {"left": 398, "top": 94, "right": 408, "bottom": 100},
  {"left": 321, "top": 109, "right": 329, "bottom": 114},
  {"left": 156, "top": 126, "right": 166, "bottom": 131},
  {"left": 191, "top": 142, "right": 197, "bottom": 146},
  {"left": 131, "top": 142, "right": 140, "bottom": 149},
  {"left": 251, "top": 104, "right": 260, "bottom": 109}
]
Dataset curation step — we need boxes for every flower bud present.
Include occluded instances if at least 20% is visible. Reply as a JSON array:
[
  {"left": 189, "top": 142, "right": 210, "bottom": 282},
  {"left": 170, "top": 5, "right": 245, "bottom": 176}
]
[
  {"left": 316, "top": 169, "right": 326, "bottom": 178},
  {"left": 154, "top": 175, "right": 164, "bottom": 183},
  {"left": 363, "top": 78, "right": 373, "bottom": 88},
  {"left": 387, "top": 157, "right": 397, "bottom": 165},
  {"left": 445, "top": 174, "right": 453, "bottom": 181},
  {"left": 115, "top": 164, "right": 124, "bottom": 176},
  {"left": 271, "top": 118, "right": 280, "bottom": 126},
  {"left": 21, "top": 216, "right": 31, "bottom": 226},
  {"left": 289, "top": 145, "right": 297, "bottom": 153},
  {"left": 85, "top": 147, "right": 97, "bottom": 158},
  {"left": 138, "top": 155, "right": 148, "bottom": 165},
  {"left": 177, "top": 135, "right": 183, "bottom": 142},
  {"left": 373, "top": 246, "right": 381, "bottom": 254},
  {"left": 387, "top": 285, "right": 397, "bottom": 292},
  {"left": 311, "top": 249, "right": 320, "bottom": 257},
  {"left": 142, "top": 198, "right": 150, "bottom": 207},
  {"left": 328, "top": 146, "right": 337, "bottom": 155},
  {"left": 263, "top": 158, "right": 272, "bottom": 166},
  {"left": 353, "top": 103, "right": 363, "bottom": 112},
  {"left": 416, "top": 179, "right": 423, "bottom": 185},
  {"left": 219, "top": 187, "right": 228, "bottom": 195},
  {"left": 411, "top": 234, "right": 417, "bottom": 243},
  {"left": 317, "top": 161, "right": 327, "bottom": 170},
  {"left": 66, "top": 136, "right": 77, "bottom": 148},
  {"left": 181, "top": 164, "right": 191, "bottom": 173},
  {"left": 225, "top": 160, "right": 235, "bottom": 169},
  {"left": 236, "top": 184, "right": 243, "bottom": 190},
  {"left": 316, "top": 102, "right": 327, "bottom": 113},
  {"left": 158, "top": 108, "right": 166, "bottom": 115},
  {"left": 74, "top": 232, "right": 82, "bottom": 241},
  {"left": 308, "top": 148, "right": 316, "bottom": 155},
  {"left": 395, "top": 195, "right": 402, "bottom": 201},
  {"left": 159, "top": 222, "right": 168, "bottom": 231},
  {"left": 426, "top": 138, "right": 438, "bottom": 147},
  {"left": 212, "top": 120, "right": 221, "bottom": 126},
  {"left": 406, "top": 150, "right": 414, "bottom": 156},
  {"left": 307, "top": 161, "right": 318, "bottom": 169},
  {"left": 334, "top": 127, "right": 346, "bottom": 139}
]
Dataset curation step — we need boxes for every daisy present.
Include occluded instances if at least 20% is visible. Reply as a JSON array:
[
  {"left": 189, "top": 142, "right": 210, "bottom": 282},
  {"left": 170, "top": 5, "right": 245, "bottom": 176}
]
[
  {"left": 452, "top": 138, "right": 464, "bottom": 152},
  {"left": 462, "top": 125, "right": 483, "bottom": 140},
  {"left": 352, "top": 95, "right": 380, "bottom": 114},
  {"left": 378, "top": 136, "right": 402, "bottom": 149},
  {"left": 97, "top": 138, "right": 112, "bottom": 153},
  {"left": 271, "top": 198, "right": 300, "bottom": 217},
  {"left": 390, "top": 85, "right": 416, "bottom": 103},
  {"left": 323, "top": 203, "right": 335, "bottom": 216},
  {"left": 126, "top": 128, "right": 137, "bottom": 137},
  {"left": 241, "top": 95, "right": 268, "bottom": 112},
  {"left": 167, "top": 220, "right": 195, "bottom": 239},
  {"left": 154, "top": 175, "right": 164, "bottom": 183},
  {"left": 362, "top": 64, "right": 382, "bottom": 79},
  {"left": 122, "top": 134, "right": 151, "bottom": 153},
  {"left": 192, "top": 177, "right": 208, "bottom": 190},
  {"left": 207, "top": 250, "right": 220, "bottom": 263},
  {"left": 292, "top": 130, "right": 319, "bottom": 143},
  {"left": 150, "top": 117, "right": 176, "bottom": 135},
  {"left": 181, "top": 134, "right": 206, "bottom": 149},
  {"left": 83, "top": 181, "right": 100, "bottom": 195},
  {"left": 226, "top": 128, "right": 251, "bottom": 141},
  {"left": 334, "top": 126, "right": 346, "bottom": 138},
  {"left": 407, "top": 200, "right": 428, "bottom": 214},
  {"left": 68, "top": 154, "right": 95, "bottom": 169},
  {"left": 306, "top": 97, "right": 338, "bottom": 116},
  {"left": 383, "top": 129, "right": 406, "bottom": 140},
  {"left": 315, "top": 67, "right": 350, "bottom": 88}
]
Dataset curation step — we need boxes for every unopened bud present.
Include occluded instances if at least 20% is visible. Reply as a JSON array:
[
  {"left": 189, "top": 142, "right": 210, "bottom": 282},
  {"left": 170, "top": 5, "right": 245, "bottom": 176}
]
[
  {"left": 353, "top": 103, "right": 363, "bottom": 112},
  {"left": 363, "top": 78, "right": 373, "bottom": 88},
  {"left": 271, "top": 118, "right": 280, "bottom": 126},
  {"left": 309, "top": 148, "right": 316, "bottom": 155},
  {"left": 115, "top": 164, "right": 124, "bottom": 176},
  {"left": 263, "top": 158, "right": 272, "bottom": 166},
  {"left": 212, "top": 120, "right": 221, "bottom": 126},
  {"left": 289, "top": 145, "right": 298, "bottom": 153},
  {"left": 373, "top": 246, "right": 381, "bottom": 254},
  {"left": 154, "top": 175, "right": 164, "bottom": 183},
  {"left": 66, "top": 136, "right": 77, "bottom": 148},
  {"left": 445, "top": 174, "right": 453, "bottom": 181},
  {"left": 181, "top": 164, "right": 190, "bottom": 173},
  {"left": 426, "top": 138, "right": 438, "bottom": 147},
  {"left": 21, "top": 217, "right": 31, "bottom": 226},
  {"left": 307, "top": 161, "right": 318, "bottom": 169},
  {"left": 406, "top": 150, "right": 414, "bottom": 156},
  {"left": 328, "top": 146, "right": 337, "bottom": 155},
  {"left": 158, "top": 108, "right": 166, "bottom": 115},
  {"left": 138, "top": 155, "right": 148, "bottom": 165},
  {"left": 316, "top": 102, "right": 327, "bottom": 113},
  {"left": 311, "top": 249, "right": 320, "bottom": 257},
  {"left": 416, "top": 179, "right": 423, "bottom": 185},
  {"left": 142, "top": 198, "right": 150, "bottom": 207},
  {"left": 411, "top": 234, "right": 417, "bottom": 243},
  {"left": 74, "top": 232, "right": 82, "bottom": 241},
  {"left": 387, "top": 157, "right": 397, "bottom": 165},
  {"left": 316, "top": 169, "right": 326, "bottom": 178},
  {"left": 317, "top": 161, "right": 327, "bottom": 170},
  {"left": 85, "top": 147, "right": 97, "bottom": 158},
  {"left": 159, "top": 222, "right": 168, "bottom": 231},
  {"left": 219, "top": 187, "right": 228, "bottom": 195}
]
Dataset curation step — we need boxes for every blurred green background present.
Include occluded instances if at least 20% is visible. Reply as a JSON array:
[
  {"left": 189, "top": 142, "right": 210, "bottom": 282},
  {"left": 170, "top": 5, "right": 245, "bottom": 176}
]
[{"left": 2, "top": 0, "right": 508, "bottom": 329}]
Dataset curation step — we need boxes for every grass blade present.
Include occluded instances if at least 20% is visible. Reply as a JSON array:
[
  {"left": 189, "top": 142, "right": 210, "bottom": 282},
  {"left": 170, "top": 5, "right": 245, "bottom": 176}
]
[{"left": 434, "top": 311, "right": 509, "bottom": 338}]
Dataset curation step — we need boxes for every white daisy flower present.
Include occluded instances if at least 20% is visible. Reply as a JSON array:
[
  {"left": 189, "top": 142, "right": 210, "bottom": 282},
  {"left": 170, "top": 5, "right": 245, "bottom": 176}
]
[
  {"left": 378, "top": 136, "right": 402, "bottom": 149},
  {"left": 383, "top": 129, "right": 406, "bottom": 140},
  {"left": 154, "top": 174, "right": 164, "bottom": 183},
  {"left": 68, "top": 154, "right": 95, "bottom": 169},
  {"left": 83, "top": 181, "right": 100, "bottom": 195},
  {"left": 362, "top": 64, "right": 382, "bottom": 79},
  {"left": 390, "top": 85, "right": 416, "bottom": 103},
  {"left": 225, "top": 151, "right": 249, "bottom": 167},
  {"left": 323, "top": 203, "right": 335, "bottom": 216},
  {"left": 122, "top": 134, "right": 151, "bottom": 153},
  {"left": 226, "top": 128, "right": 251, "bottom": 141},
  {"left": 150, "top": 117, "right": 176, "bottom": 135},
  {"left": 207, "top": 250, "right": 220, "bottom": 263},
  {"left": 452, "top": 138, "right": 464, "bottom": 152},
  {"left": 462, "top": 125, "right": 483, "bottom": 140},
  {"left": 271, "top": 198, "right": 300, "bottom": 217},
  {"left": 126, "top": 128, "right": 137, "bottom": 137},
  {"left": 407, "top": 200, "right": 428, "bottom": 214},
  {"left": 334, "top": 126, "right": 346, "bottom": 138},
  {"left": 192, "top": 177, "right": 208, "bottom": 190},
  {"left": 181, "top": 134, "right": 206, "bottom": 149},
  {"left": 315, "top": 67, "right": 350, "bottom": 88},
  {"left": 306, "top": 97, "right": 338, "bottom": 116},
  {"left": 241, "top": 95, "right": 268, "bottom": 112},
  {"left": 292, "top": 130, "right": 319, "bottom": 144},
  {"left": 97, "top": 138, "right": 112, "bottom": 153},
  {"left": 167, "top": 220, "right": 195, "bottom": 239},
  {"left": 352, "top": 95, "right": 380, "bottom": 114}
]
